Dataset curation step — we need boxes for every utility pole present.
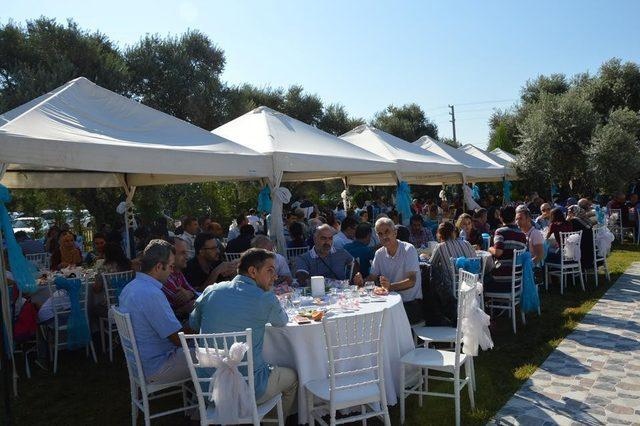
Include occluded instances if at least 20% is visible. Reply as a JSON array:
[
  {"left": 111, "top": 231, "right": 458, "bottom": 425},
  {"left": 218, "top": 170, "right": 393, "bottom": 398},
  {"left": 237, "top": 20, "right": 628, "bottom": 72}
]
[{"left": 449, "top": 104, "right": 457, "bottom": 144}]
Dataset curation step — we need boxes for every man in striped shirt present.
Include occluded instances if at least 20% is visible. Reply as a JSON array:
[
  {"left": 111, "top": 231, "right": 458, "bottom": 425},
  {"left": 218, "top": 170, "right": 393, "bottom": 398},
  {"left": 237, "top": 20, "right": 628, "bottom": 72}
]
[{"left": 486, "top": 206, "right": 527, "bottom": 293}]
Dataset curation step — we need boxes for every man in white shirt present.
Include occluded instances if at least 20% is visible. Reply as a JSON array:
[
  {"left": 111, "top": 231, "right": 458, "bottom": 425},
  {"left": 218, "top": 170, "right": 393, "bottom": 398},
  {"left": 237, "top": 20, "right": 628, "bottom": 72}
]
[
  {"left": 178, "top": 217, "right": 198, "bottom": 260},
  {"left": 366, "top": 217, "right": 422, "bottom": 324},
  {"left": 332, "top": 217, "right": 357, "bottom": 250},
  {"left": 516, "top": 208, "right": 545, "bottom": 266},
  {"left": 246, "top": 208, "right": 262, "bottom": 232},
  {"left": 251, "top": 235, "right": 292, "bottom": 285}
]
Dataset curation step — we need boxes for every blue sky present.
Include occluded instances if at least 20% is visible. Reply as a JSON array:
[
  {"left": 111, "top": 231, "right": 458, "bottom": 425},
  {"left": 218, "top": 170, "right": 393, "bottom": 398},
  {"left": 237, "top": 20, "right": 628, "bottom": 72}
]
[{"left": 4, "top": 1, "right": 640, "bottom": 148}]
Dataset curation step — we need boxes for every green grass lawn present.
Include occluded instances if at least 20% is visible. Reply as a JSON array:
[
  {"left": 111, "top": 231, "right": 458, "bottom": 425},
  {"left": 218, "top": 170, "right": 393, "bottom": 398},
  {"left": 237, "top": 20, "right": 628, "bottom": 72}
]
[{"left": 2, "top": 243, "right": 639, "bottom": 425}]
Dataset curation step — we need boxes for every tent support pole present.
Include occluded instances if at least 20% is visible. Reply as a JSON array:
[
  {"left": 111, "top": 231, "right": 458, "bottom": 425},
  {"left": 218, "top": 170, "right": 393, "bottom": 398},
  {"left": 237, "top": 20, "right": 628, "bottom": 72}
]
[{"left": 341, "top": 177, "right": 350, "bottom": 210}]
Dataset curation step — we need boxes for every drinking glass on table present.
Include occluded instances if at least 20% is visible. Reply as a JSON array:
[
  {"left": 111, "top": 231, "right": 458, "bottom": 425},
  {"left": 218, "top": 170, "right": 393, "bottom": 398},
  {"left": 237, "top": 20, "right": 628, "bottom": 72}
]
[{"left": 365, "top": 281, "right": 375, "bottom": 296}]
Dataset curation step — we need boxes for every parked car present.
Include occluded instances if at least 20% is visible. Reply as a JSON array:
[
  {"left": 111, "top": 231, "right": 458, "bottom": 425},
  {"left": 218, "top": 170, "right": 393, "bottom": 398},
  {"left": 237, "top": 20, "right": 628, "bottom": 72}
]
[{"left": 12, "top": 217, "right": 49, "bottom": 238}]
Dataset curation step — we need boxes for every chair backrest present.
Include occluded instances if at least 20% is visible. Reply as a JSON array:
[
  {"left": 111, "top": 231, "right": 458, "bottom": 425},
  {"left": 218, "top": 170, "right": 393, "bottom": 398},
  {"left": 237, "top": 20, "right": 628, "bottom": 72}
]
[
  {"left": 559, "top": 230, "right": 582, "bottom": 263},
  {"left": 459, "top": 268, "right": 482, "bottom": 305},
  {"left": 454, "top": 275, "right": 481, "bottom": 370},
  {"left": 179, "top": 329, "right": 259, "bottom": 424},
  {"left": 101, "top": 270, "right": 136, "bottom": 308},
  {"left": 592, "top": 226, "right": 605, "bottom": 260},
  {"left": 285, "top": 246, "right": 309, "bottom": 261},
  {"left": 25, "top": 252, "right": 51, "bottom": 270},
  {"left": 47, "top": 277, "right": 90, "bottom": 322},
  {"left": 111, "top": 307, "right": 148, "bottom": 392},
  {"left": 225, "top": 252, "right": 243, "bottom": 262},
  {"left": 322, "top": 310, "right": 386, "bottom": 404},
  {"left": 511, "top": 248, "right": 526, "bottom": 296},
  {"left": 449, "top": 256, "right": 483, "bottom": 299},
  {"left": 608, "top": 208, "right": 622, "bottom": 228}
]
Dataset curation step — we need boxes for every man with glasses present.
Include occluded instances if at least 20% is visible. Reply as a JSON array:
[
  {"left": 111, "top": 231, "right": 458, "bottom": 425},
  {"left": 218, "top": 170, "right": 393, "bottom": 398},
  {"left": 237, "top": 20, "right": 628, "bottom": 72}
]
[
  {"left": 184, "top": 233, "right": 237, "bottom": 291},
  {"left": 119, "top": 240, "right": 192, "bottom": 384}
]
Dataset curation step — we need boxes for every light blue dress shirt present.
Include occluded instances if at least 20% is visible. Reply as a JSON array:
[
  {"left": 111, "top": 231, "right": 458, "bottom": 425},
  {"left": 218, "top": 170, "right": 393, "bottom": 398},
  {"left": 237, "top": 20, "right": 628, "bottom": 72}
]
[
  {"left": 189, "top": 274, "right": 288, "bottom": 398},
  {"left": 119, "top": 272, "right": 182, "bottom": 377}
]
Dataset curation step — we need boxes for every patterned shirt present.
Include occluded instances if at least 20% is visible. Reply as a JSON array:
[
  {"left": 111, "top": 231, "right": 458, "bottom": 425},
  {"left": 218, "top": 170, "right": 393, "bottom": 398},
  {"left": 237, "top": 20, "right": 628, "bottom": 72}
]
[
  {"left": 409, "top": 227, "right": 435, "bottom": 248},
  {"left": 492, "top": 224, "right": 527, "bottom": 282},
  {"left": 162, "top": 271, "right": 198, "bottom": 309}
]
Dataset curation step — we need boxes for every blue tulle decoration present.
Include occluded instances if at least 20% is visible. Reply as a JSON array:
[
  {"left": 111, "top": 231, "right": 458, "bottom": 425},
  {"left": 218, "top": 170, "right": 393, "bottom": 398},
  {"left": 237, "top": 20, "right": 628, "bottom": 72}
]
[
  {"left": 472, "top": 184, "right": 480, "bottom": 201},
  {"left": 0, "top": 184, "right": 37, "bottom": 293},
  {"left": 455, "top": 257, "right": 482, "bottom": 274},
  {"left": 517, "top": 251, "right": 540, "bottom": 314},
  {"left": 257, "top": 185, "right": 272, "bottom": 214},
  {"left": 503, "top": 180, "right": 512, "bottom": 204},
  {"left": 54, "top": 276, "right": 91, "bottom": 350},
  {"left": 396, "top": 181, "right": 413, "bottom": 226}
]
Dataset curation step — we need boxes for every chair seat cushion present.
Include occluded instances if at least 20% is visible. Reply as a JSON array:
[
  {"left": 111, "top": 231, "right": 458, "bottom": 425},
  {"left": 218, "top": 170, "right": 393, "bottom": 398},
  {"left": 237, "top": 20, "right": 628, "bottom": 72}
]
[
  {"left": 306, "top": 373, "right": 381, "bottom": 407},
  {"left": 401, "top": 348, "right": 467, "bottom": 369},
  {"left": 412, "top": 326, "right": 457, "bottom": 343}
]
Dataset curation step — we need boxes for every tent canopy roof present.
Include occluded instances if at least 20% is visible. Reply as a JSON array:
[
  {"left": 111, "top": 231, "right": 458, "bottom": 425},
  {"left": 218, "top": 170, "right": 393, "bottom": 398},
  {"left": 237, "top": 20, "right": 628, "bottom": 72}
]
[
  {"left": 413, "top": 136, "right": 506, "bottom": 182},
  {"left": 491, "top": 148, "right": 517, "bottom": 163},
  {"left": 213, "top": 107, "right": 395, "bottom": 181},
  {"left": 0, "top": 77, "right": 272, "bottom": 188}
]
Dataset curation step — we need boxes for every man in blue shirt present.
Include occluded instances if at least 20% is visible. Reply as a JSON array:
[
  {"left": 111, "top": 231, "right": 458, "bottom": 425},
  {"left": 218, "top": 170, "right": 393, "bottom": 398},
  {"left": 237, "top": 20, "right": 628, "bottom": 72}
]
[
  {"left": 119, "top": 239, "right": 192, "bottom": 384},
  {"left": 344, "top": 223, "right": 375, "bottom": 277},
  {"left": 190, "top": 248, "right": 298, "bottom": 418}
]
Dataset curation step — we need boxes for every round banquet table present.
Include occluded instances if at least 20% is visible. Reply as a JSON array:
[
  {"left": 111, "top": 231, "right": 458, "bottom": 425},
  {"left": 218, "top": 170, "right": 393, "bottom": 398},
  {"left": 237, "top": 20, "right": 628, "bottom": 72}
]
[{"left": 263, "top": 293, "right": 414, "bottom": 423}]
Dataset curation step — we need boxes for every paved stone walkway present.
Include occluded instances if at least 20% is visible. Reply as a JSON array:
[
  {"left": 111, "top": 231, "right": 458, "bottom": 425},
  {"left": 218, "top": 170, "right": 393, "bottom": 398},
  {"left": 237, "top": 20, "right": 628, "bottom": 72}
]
[{"left": 490, "top": 262, "right": 640, "bottom": 426}]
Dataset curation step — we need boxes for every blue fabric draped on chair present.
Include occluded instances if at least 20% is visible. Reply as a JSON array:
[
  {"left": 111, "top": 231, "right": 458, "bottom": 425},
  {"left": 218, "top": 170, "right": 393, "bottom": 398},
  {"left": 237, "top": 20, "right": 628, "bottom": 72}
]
[
  {"left": 594, "top": 205, "right": 605, "bottom": 225},
  {"left": 396, "top": 181, "right": 413, "bottom": 226},
  {"left": 454, "top": 257, "right": 482, "bottom": 274},
  {"left": 516, "top": 251, "right": 540, "bottom": 314},
  {"left": 257, "top": 185, "right": 272, "bottom": 214},
  {"left": 0, "top": 184, "right": 37, "bottom": 293},
  {"left": 54, "top": 276, "right": 91, "bottom": 350}
]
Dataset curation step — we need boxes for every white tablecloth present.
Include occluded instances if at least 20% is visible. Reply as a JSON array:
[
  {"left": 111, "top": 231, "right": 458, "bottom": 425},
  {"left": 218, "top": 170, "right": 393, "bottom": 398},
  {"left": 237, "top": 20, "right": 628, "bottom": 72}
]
[{"left": 263, "top": 294, "right": 414, "bottom": 422}]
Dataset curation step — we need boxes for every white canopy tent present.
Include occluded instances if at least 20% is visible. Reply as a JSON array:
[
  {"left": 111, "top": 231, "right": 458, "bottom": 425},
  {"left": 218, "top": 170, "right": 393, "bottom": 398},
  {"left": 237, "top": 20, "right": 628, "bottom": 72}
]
[
  {"left": 413, "top": 136, "right": 507, "bottom": 183},
  {"left": 212, "top": 107, "right": 397, "bottom": 252},
  {"left": 491, "top": 147, "right": 518, "bottom": 164},
  {"left": 459, "top": 144, "right": 518, "bottom": 181},
  {"left": 0, "top": 77, "right": 273, "bottom": 188},
  {"left": 339, "top": 124, "right": 466, "bottom": 185},
  {"left": 0, "top": 78, "right": 275, "bottom": 395}
]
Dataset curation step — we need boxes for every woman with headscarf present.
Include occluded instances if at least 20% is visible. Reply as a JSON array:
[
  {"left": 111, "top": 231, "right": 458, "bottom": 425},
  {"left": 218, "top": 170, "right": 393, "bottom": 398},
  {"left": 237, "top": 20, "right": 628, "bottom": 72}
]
[
  {"left": 50, "top": 231, "right": 83, "bottom": 270},
  {"left": 567, "top": 205, "right": 594, "bottom": 268}
]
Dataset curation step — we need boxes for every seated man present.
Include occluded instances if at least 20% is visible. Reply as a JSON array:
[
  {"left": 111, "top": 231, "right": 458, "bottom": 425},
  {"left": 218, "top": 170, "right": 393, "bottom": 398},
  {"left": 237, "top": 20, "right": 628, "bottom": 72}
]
[
  {"left": 295, "top": 224, "right": 361, "bottom": 285},
  {"left": 578, "top": 198, "right": 598, "bottom": 227},
  {"left": 190, "top": 248, "right": 298, "bottom": 418},
  {"left": 473, "top": 208, "right": 491, "bottom": 234},
  {"left": 251, "top": 235, "right": 292, "bottom": 285},
  {"left": 184, "top": 233, "right": 237, "bottom": 291},
  {"left": 228, "top": 213, "right": 249, "bottom": 241},
  {"left": 225, "top": 224, "right": 255, "bottom": 254},
  {"left": 162, "top": 238, "right": 199, "bottom": 321},
  {"left": 178, "top": 216, "right": 199, "bottom": 260},
  {"left": 408, "top": 214, "right": 434, "bottom": 248},
  {"left": 366, "top": 218, "right": 422, "bottom": 324},
  {"left": 535, "top": 203, "right": 552, "bottom": 229},
  {"left": 516, "top": 208, "right": 545, "bottom": 266},
  {"left": 344, "top": 223, "right": 375, "bottom": 277},
  {"left": 119, "top": 240, "right": 192, "bottom": 384},
  {"left": 487, "top": 206, "right": 527, "bottom": 293},
  {"left": 332, "top": 216, "right": 357, "bottom": 250}
]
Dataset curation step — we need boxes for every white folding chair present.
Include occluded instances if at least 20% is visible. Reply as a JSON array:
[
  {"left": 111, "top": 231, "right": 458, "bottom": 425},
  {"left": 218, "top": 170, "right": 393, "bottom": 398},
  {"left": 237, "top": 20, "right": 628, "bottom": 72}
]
[
  {"left": 179, "top": 329, "right": 284, "bottom": 426},
  {"left": 449, "top": 256, "right": 485, "bottom": 300},
  {"left": 587, "top": 227, "right": 611, "bottom": 288},
  {"left": 400, "top": 275, "right": 478, "bottom": 426},
  {"left": 608, "top": 208, "right": 635, "bottom": 243},
  {"left": 305, "top": 310, "right": 390, "bottom": 426},
  {"left": 99, "top": 270, "right": 135, "bottom": 362},
  {"left": 25, "top": 252, "right": 51, "bottom": 271},
  {"left": 46, "top": 277, "right": 98, "bottom": 374},
  {"left": 112, "top": 308, "right": 197, "bottom": 426},
  {"left": 225, "top": 252, "right": 243, "bottom": 262},
  {"left": 485, "top": 248, "right": 526, "bottom": 334},
  {"left": 285, "top": 247, "right": 309, "bottom": 271},
  {"left": 544, "top": 230, "right": 585, "bottom": 295}
]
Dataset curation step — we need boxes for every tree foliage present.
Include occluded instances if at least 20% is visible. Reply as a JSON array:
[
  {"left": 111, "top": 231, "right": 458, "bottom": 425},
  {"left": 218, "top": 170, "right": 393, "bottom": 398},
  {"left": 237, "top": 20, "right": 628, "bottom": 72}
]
[{"left": 371, "top": 103, "right": 438, "bottom": 142}]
